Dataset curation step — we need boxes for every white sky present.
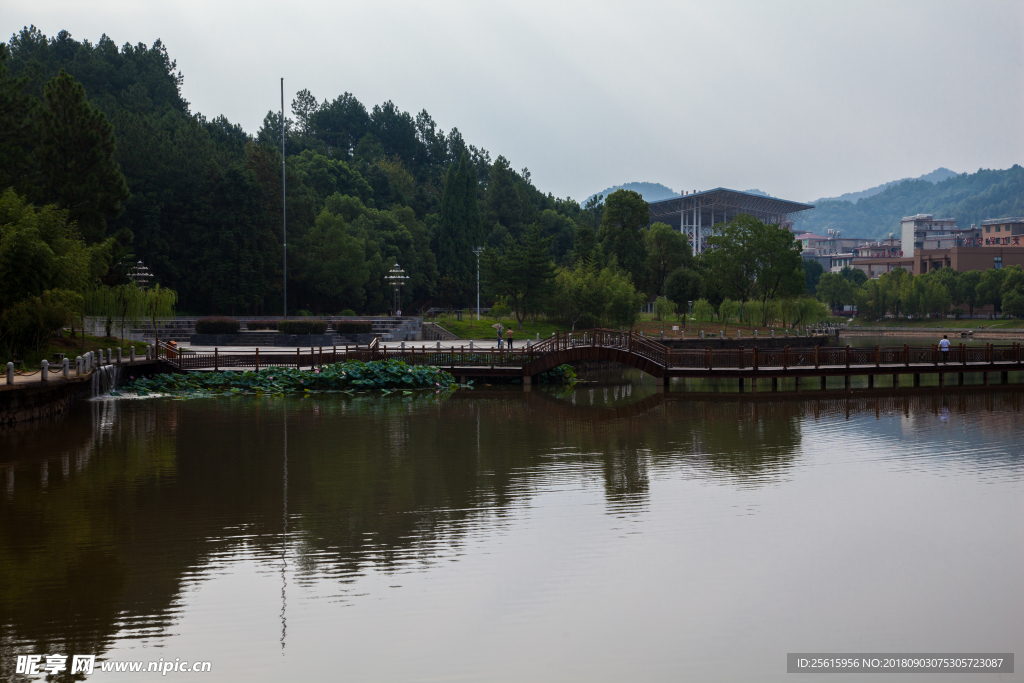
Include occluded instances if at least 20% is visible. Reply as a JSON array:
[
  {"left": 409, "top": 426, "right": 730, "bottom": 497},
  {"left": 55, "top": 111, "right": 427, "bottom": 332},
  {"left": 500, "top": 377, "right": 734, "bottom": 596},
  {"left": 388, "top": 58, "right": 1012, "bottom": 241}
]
[{"left": 4, "top": 0, "right": 1022, "bottom": 203}]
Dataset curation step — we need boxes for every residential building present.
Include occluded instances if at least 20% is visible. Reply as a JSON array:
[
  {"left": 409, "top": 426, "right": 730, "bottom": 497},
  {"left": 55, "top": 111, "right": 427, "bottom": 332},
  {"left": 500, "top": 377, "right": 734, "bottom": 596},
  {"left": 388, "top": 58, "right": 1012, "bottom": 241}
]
[
  {"left": 980, "top": 218, "right": 1024, "bottom": 246},
  {"left": 899, "top": 214, "right": 975, "bottom": 256},
  {"left": 852, "top": 246, "right": 1024, "bottom": 278}
]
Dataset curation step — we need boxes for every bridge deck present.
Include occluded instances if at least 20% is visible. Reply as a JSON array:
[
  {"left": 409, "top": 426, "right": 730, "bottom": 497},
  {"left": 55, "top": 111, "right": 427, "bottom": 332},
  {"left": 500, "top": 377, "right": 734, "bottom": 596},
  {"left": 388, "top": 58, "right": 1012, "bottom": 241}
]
[{"left": 154, "top": 330, "right": 1024, "bottom": 388}]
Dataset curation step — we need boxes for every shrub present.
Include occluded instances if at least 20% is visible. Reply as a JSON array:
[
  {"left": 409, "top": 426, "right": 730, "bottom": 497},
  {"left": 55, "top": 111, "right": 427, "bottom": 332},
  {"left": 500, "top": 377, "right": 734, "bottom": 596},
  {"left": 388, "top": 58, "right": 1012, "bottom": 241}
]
[
  {"left": 246, "top": 320, "right": 278, "bottom": 330},
  {"left": 334, "top": 322, "right": 373, "bottom": 334},
  {"left": 338, "top": 309, "right": 356, "bottom": 317},
  {"left": 277, "top": 320, "right": 328, "bottom": 335},
  {"left": 195, "top": 317, "right": 240, "bottom": 335}
]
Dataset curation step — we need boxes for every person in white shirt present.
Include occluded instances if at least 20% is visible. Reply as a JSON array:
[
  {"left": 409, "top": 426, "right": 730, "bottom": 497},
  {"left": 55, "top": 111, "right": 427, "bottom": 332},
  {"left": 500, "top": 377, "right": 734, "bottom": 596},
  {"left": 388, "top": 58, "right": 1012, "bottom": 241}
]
[{"left": 939, "top": 335, "right": 950, "bottom": 363}]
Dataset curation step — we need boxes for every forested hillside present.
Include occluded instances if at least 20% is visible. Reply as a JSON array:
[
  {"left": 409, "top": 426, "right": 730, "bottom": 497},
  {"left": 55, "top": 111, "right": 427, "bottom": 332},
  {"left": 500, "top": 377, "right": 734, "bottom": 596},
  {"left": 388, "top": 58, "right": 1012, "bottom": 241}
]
[
  {"left": 1, "top": 26, "right": 595, "bottom": 315},
  {"left": 796, "top": 166, "right": 1024, "bottom": 238},
  {"left": 810, "top": 167, "right": 958, "bottom": 204}
]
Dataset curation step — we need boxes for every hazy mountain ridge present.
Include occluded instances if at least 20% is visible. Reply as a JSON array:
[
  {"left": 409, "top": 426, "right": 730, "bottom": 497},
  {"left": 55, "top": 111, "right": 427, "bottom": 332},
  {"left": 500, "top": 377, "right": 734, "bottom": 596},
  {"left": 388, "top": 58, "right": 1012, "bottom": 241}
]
[
  {"left": 794, "top": 166, "right": 1024, "bottom": 239},
  {"left": 810, "top": 167, "right": 958, "bottom": 204}
]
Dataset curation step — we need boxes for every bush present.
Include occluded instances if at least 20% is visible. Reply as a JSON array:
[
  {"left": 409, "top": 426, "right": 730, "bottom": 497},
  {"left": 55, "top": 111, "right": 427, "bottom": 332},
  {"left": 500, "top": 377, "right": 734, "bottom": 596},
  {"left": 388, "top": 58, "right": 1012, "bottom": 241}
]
[
  {"left": 246, "top": 320, "right": 278, "bottom": 330},
  {"left": 195, "top": 317, "right": 240, "bottom": 335},
  {"left": 338, "top": 309, "right": 357, "bottom": 317},
  {"left": 277, "top": 320, "right": 328, "bottom": 335},
  {"left": 334, "top": 322, "right": 373, "bottom": 334}
]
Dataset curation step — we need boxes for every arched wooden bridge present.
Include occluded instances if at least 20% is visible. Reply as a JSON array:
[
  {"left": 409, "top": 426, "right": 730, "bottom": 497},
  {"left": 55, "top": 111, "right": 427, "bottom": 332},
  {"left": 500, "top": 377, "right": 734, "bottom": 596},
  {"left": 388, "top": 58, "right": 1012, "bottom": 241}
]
[{"left": 158, "top": 329, "right": 1024, "bottom": 391}]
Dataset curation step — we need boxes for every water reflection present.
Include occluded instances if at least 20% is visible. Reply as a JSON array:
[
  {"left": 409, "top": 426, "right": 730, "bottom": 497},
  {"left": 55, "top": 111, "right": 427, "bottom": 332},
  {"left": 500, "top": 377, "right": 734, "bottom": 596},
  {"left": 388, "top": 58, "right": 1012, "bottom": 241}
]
[{"left": 0, "top": 382, "right": 1021, "bottom": 681}]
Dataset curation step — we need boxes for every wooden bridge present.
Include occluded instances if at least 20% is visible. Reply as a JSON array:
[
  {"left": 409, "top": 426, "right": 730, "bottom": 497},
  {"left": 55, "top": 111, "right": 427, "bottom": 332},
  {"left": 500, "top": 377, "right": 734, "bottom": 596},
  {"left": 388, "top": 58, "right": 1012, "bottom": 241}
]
[{"left": 156, "top": 329, "right": 1024, "bottom": 390}]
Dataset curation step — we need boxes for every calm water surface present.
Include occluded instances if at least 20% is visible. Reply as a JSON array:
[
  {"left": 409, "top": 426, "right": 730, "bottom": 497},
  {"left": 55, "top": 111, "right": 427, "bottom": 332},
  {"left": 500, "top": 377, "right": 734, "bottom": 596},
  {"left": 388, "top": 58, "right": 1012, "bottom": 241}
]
[{"left": 1, "top": 372, "right": 1022, "bottom": 682}]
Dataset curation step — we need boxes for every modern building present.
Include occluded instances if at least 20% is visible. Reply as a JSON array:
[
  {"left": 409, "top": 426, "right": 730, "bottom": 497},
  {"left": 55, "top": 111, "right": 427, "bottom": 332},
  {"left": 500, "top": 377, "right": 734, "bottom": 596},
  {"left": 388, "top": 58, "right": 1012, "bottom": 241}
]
[
  {"left": 899, "top": 214, "right": 976, "bottom": 256},
  {"left": 980, "top": 218, "right": 1024, "bottom": 246},
  {"left": 852, "top": 246, "right": 1024, "bottom": 278},
  {"left": 647, "top": 189, "right": 814, "bottom": 254}
]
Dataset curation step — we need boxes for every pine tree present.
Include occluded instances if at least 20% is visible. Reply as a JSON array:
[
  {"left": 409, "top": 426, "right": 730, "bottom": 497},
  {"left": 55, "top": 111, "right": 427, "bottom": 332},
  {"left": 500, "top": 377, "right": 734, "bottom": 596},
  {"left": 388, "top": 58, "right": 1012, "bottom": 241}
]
[
  {"left": 463, "top": 155, "right": 482, "bottom": 247},
  {"left": 437, "top": 159, "right": 470, "bottom": 296},
  {"left": 37, "top": 69, "right": 130, "bottom": 245}
]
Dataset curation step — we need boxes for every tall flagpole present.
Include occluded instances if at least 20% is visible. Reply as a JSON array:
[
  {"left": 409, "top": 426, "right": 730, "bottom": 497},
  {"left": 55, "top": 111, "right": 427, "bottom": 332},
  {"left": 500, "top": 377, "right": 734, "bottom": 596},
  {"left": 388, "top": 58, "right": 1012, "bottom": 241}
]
[{"left": 281, "top": 78, "right": 287, "bottom": 318}]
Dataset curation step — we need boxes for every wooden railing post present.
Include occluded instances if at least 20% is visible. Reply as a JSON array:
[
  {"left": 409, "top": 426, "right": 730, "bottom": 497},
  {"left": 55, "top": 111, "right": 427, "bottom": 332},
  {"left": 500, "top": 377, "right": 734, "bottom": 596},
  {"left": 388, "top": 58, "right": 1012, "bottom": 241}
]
[
  {"left": 296, "top": 347, "right": 300, "bottom": 369},
  {"left": 814, "top": 346, "right": 819, "bottom": 370},
  {"left": 255, "top": 347, "right": 259, "bottom": 372},
  {"left": 215, "top": 348, "right": 219, "bottom": 372},
  {"left": 845, "top": 344, "right": 850, "bottom": 369},
  {"left": 752, "top": 347, "right": 758, "bottom": 371},
  {"left": 904, "top": 344, "right": 909, "bottom": 367},
  {"left": 783, "top": 346, "right": 789, "bottom": 370},
  {"left": 875, "top": 345, "right": 879, "bottom": 368}
]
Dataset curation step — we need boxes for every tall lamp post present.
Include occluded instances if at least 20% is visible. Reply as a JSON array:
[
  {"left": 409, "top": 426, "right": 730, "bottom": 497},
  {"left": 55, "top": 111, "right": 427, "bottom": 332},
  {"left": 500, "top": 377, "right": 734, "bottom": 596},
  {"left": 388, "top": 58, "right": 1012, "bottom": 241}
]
[
  {"left": 385, "top": 262, "right": 408, "bottom": 316},
  {"left": 471, "top": 246, "right": 484, "bottom": 322}
]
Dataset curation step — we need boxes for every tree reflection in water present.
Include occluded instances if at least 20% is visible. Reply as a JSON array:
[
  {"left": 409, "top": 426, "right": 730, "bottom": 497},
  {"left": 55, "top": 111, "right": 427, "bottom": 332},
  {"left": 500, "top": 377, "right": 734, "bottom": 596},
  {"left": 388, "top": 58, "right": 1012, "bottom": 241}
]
[{"left": 0, "top": 385, "right": 1020, "bottom": 675}]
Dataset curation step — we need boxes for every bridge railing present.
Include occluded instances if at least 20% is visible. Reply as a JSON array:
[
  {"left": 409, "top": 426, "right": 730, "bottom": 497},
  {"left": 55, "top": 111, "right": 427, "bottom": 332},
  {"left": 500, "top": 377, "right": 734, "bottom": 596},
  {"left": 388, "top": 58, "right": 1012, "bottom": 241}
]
[
  {"left": 153, "top": 336, "right": 1021, "bottom": 374},
  {"left": 663, "top": 342, "right": 1021, "bottom": 371}
]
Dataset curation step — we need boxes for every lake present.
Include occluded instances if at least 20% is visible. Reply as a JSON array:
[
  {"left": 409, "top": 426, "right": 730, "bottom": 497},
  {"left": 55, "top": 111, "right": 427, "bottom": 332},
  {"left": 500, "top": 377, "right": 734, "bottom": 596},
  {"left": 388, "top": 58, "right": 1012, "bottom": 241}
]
[{"left": 1, "top": 372, "right": 1022, "bottom": 682}]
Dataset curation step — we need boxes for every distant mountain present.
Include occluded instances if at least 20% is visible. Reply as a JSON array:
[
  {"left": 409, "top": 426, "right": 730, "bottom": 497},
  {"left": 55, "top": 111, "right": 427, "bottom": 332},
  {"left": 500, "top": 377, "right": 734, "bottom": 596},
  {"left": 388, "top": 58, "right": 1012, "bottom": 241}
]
[
  {"left": 586, "top": 181, "right": 678, "bottom": 205},
  {"left": 811, "top": 167, "right": 958, "bottom": 204},
  {"left": 794, "top": 165, "right": 1024, "bottom": 239}
]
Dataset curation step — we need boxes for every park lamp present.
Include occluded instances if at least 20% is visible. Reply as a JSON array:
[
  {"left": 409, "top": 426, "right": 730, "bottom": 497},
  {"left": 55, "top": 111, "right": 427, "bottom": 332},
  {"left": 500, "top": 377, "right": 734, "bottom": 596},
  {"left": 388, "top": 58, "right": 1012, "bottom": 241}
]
[
  {"left": 129, "top": 260, "right": 152, "bottom": 288},
  {"left": 385, "top": 262, "right": 409, "bottom": 315}
]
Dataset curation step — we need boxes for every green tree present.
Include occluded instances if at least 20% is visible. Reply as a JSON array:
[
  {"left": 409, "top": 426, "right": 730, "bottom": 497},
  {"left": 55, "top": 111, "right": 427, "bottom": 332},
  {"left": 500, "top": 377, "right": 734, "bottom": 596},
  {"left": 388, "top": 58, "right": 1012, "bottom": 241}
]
[
  {"left": 663, "top": 266, "right": 702, "bottom": 312},
  {"left": 437, "top": 156, "right": 472, "bottom": 300},
  {"left": 839, "top": 265, "right": 868, "bottom": 286},
  {"left": 803, "top": 259, "right": 824, "bottom": 294},
  {"left": 36, "top": 70, "right": 130, "bottom": 245},
  {"left": 718, "top": 298, "right": 740, "bottom": 332},
  {"left": 482, "top": 225, "right": 555, "bottom": 329},
  {"left": 596, "top": 189, "right": 649, "bottom": 290},
  {"left": 692, "top": 298, "right": 715, "bottom": 332},
  {"left": 956, "top": 270, "right": 983, "bottom": 317},
  {"left": 0, "top": 44, "right": 36, "bottom": 195},
  {"left": 643, "top": 222, "right": 690, "bottom": 296},
  {"left": 702, "top": 215, "right": 803, "bottom": 307},
  {"left": 297, "top": 209, "right": 369, "bottom": 313},
  {"left": 977, "top": 268, "right": 1008, "bottom": 314},
  {"left": 816, "top": 272, "right": 853, "bottom": 310}
]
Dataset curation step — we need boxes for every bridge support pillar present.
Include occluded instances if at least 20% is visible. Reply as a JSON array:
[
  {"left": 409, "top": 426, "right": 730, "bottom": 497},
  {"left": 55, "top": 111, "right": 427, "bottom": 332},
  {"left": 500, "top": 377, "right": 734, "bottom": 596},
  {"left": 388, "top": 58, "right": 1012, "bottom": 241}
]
[
  {"left": 751, "top": 377, "right": 757, "bottom": 391},
  {"left": 938, "top": 372, "right": 944, "bottom": 387},
  {"left": 523, "top": 374, "right": 532, "bottom": 385},
  {"left": 983, "top": 372, "right": 990, "bottom": 386},
  {"left": 737, "top": 377, "right": 745, "bottom": 393},
  {"left": 913, "top": 373, "right": 920, "bottom": 387},
  {"left": 794, "top": 376, "right": 801, "bottom": 391},
  {"left": 662, "top": 374, "right": 670, "bottom": 388},
  {"left": 958, "top": 373, "right": 964, "bottom": 385},
  {"left": 819, "top": 376, "right": 826, "bottom": 391},
  {"left": 844, "top": 375, "right": 851, "bottom": 389},
  {"left": 771, "top": 377, "right": 778, "bottom": 392},
  {"left": 1001, "top": 371, "right": 1008, "bottom": 384},
  {"left": 867, "top": 374, "right": 874, "bottom": 389},
  {"left": 892, "top": 373, "right": 899, "bottom": 388}
]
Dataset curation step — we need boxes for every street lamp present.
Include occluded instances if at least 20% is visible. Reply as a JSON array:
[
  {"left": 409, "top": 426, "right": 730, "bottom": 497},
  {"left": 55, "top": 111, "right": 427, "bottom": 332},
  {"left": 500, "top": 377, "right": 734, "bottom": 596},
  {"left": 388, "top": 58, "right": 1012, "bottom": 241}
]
[
  {"left": 471, "top": 246, "right": 484, "bottom": 322},
  {"left": 385, "top": 262, "right": 408, "bottom": 316}
]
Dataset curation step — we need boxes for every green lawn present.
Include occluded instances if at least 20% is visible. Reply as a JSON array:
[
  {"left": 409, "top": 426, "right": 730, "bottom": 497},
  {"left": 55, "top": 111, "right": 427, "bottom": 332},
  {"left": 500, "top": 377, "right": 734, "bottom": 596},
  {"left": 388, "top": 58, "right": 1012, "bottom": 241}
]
[
  {"left": 848, "top": 317, "right": 1023, "bottom": 330},
  {"left": 428, "top": 315, "right": 565, "bottom": 341},
  {"left": 9, "top": 333, "right": 150, "bottom": 369}
]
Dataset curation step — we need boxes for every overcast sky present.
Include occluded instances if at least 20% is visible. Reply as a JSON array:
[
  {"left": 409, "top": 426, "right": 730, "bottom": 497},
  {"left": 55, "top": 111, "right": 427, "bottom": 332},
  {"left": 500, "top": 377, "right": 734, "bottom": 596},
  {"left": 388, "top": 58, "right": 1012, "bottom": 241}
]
[{"left": 4, "top": 0, "right": 1022, "bottom": 202}]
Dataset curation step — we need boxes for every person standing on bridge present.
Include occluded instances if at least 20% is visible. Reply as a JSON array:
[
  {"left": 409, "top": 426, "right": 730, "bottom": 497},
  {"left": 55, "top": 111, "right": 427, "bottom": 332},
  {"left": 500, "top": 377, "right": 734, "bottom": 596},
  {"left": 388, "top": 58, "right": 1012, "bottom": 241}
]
[
  {"left": 939, "top": 334, "right": 950, "bottom": 363},
  {"left": 505, "top": 327, "right": 514, "bottom": 349},
  {"left": 495, "top": 324, "right": 504, "bottom": 349}
]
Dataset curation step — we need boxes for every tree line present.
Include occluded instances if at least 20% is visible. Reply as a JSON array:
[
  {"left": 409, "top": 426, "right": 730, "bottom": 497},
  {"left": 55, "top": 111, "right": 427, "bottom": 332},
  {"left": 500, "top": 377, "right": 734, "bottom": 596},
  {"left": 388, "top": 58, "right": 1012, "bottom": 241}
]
[
  {"left": 817, "top": 263, "right": 1024, "bottom": 320},
  {"left": 0, "top": 26, "right": 826, "bottom": 356}
]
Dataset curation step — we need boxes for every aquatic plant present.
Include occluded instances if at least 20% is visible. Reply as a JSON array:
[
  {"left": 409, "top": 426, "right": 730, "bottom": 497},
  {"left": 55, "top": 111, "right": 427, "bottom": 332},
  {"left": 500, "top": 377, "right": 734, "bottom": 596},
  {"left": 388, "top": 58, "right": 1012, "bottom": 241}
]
[{"left": 116, "top": 360, "right": 458, "bottom": 396}]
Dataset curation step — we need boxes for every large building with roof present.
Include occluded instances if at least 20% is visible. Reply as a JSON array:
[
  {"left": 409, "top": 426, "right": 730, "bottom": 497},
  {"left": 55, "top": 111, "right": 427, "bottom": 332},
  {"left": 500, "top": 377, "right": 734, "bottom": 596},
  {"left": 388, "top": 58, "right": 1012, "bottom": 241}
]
[{"left": 647, "top": 188, "right": 814, "bottom": 254}]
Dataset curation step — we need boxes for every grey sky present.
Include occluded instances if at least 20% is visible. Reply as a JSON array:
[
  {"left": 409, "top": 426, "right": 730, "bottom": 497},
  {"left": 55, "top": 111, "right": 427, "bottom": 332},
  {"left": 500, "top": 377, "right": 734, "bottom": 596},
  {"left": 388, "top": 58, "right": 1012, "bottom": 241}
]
[{"left": 5, "top": 0, "right": 1022, "bottom": 203}]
